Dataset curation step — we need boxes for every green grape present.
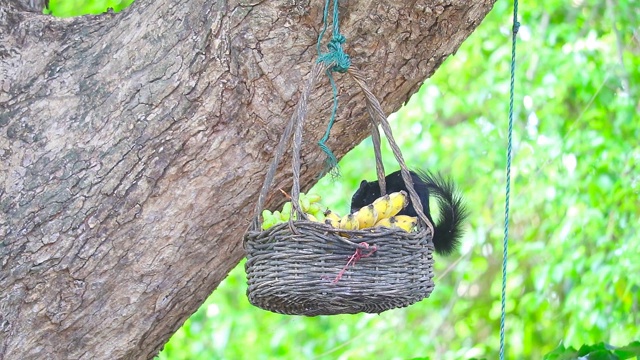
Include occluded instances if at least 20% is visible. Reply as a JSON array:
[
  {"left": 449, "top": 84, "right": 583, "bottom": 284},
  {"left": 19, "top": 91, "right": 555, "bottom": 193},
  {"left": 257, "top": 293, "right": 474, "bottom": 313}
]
[
  {"left": 299, "top": 194, "right": 311, "bottom": 213},
  {"left": 273, "top": 210, "right": 283, "bottom": 222},
  {"left": 260, "top": 210, "right": 275, "bottom": 230},
  {"left": 307, "top": 193, "right": 322, "bottom": 203},
  {"left": 309, "top": 210, "right": 325, "bottom": 222},
  {"left": 262, "top": 209, "right": 273, "bottom": 220},
  {"left": 281, "top": 202, "right": 292, "bottom": 221},
  {"left": 261, "top": 218, "right": 275, "bottom": 231},
  {"left": 307, "top": 203, "right": 322, "bottom": 215}
]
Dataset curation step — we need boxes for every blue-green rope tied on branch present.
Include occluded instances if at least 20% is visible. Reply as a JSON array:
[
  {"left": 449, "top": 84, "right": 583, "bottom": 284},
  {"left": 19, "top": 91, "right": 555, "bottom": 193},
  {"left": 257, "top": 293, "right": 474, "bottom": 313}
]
[
  {"left": 500, "top": 0, "right": 520, "bottom": 359},
  {"left": 316, "top": 0, "right": 351, "bottom": 175}
]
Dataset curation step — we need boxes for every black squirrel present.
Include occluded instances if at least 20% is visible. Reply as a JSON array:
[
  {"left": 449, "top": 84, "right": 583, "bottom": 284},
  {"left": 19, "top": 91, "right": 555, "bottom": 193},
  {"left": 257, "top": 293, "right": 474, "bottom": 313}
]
[{"left": 350, "top": 169, "right": 468, "bottom": 255}]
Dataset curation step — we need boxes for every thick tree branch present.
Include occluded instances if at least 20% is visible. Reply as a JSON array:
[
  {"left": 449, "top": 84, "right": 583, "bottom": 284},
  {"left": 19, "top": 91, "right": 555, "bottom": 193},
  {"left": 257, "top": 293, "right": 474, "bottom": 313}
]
[
  {"left": 0, "top": 0, "right": 496, "bottom": 358},
  {"left": 3, "top": 0, "right": 48, "bottom": 13}
]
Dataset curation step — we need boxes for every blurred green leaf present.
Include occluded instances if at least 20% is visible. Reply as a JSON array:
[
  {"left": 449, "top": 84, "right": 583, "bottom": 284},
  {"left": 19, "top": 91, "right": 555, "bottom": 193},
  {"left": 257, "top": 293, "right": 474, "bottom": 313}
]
[
  {"left": 46, "top": 0, "right": 134, "bottom": 17},
  {"left": 614, "top": 341, "right": 640, "bottom": 359}
]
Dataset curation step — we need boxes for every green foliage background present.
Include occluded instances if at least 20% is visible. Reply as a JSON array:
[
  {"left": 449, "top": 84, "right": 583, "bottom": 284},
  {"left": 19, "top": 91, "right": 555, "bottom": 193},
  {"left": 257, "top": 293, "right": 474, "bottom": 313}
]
[
  {"left": 46, "top": 0, "right": 133, "bottom": 16},
  {"left": 46, "top": 0, "right": 639, "bottom": 358}
]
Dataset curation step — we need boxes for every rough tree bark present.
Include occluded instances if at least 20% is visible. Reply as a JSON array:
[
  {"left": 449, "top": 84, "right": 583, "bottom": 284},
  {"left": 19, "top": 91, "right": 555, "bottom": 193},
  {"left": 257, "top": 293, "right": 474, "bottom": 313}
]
[{"left": 0, "top": 0, "right": 495, "bottom": 358}]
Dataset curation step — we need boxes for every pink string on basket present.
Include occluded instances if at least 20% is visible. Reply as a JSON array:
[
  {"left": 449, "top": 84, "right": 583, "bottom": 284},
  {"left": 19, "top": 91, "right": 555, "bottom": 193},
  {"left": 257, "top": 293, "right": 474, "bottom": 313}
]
[{"left": 331, "top": 242, "right": 378, "bottom": 284}]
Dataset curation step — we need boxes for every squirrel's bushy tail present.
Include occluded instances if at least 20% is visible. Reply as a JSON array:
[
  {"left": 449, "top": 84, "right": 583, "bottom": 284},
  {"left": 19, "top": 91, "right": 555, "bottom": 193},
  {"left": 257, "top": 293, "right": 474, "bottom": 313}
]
[{"left": 415, "top": 170, "right": 468, "bottom": 256}]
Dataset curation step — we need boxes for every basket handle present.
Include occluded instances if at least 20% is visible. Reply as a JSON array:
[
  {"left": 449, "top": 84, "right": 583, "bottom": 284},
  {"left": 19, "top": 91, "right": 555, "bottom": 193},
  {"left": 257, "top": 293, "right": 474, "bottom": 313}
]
[
  {"left": 249, "top": 62, "right": 330, "bottom": 230},
  {"left": 248, "top": 63, "right": 434, "bottom": 239},
  {"left": 347, "top": 68, "right": 435, "bottom": 236},
  {"left": 291, "top": 67, "right": 434, "bottom": 234}
]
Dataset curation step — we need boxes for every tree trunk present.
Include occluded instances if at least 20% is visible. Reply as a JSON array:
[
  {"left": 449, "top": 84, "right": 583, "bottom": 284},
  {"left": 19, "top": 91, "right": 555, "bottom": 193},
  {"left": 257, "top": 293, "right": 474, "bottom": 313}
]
[{"left": 0, "top": 0, "right": 495, "bottom": 358}]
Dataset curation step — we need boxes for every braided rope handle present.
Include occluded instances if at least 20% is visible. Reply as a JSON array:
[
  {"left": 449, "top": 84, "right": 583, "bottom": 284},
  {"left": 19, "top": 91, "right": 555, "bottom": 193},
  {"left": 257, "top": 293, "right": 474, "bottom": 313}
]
[
  {"left": 248, "top": 62, "right": 329, "bottom": 231},
  {"left": 247, "top": 62, "right": 435, "bottom": 238},
  {"left": 348, "top": 68, "right": 435, "bottom": 236}
]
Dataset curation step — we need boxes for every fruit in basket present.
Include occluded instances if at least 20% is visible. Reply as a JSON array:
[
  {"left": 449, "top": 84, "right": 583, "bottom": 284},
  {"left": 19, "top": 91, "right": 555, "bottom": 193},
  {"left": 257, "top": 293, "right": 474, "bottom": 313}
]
[
  {"left": 339, "top": 190, "right": 416, "bottom": 233},
  {"left": 306, "top": 202, "right": 324, "bottom": 220},
  {"left": 280, "top": 202, "right": 294, "bottom": 221},
  {"left": 299, "top": 194, "right": 311, "bottom": 213},
  {"left": 391, "top": 215, "right": 418, "bottom": 232},
  {"left": 260, "top": 192, "right": 327, "bottom": 231},
  {"left": 386, "top": 190, "right": 409, "bottom": 218},
  {"left": 323, "top": 209, "right": 341, "bottom": 228},
  {"left": 351, "top": 169, "right": 468, "bottom": 255},
  {"left": 368, "top": 190, "right": 409, "bottom": 218},
  {"left": 306, "top": 194, "right": 322, "bottom": 203},
  {"left": 353, "top": 204, "right": 378, "bottom": 229},
  {"left": 371, "top": 195, "right": 390, "bottom": 218},
  {"left": 260, "top": 210, "right": 277, "bottom": 231},
  {"left": 259, "top": 190, "right": 418, "bottom": 234},
  {"left": 374, "top": 215, "right": 418, "bottom": 232},
  {"left": 338, "top": 213, "right": 359, "bottom": 230}
]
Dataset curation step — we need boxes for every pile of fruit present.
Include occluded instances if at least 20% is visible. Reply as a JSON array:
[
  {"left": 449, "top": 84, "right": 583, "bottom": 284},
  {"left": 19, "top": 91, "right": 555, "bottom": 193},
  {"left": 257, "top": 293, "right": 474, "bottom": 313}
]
[
  {"left": 261, "top": 191, "right": 419, "bottom": 233},
  {"left": 260, "top": 193, "right": 325, "bottom": 230}
]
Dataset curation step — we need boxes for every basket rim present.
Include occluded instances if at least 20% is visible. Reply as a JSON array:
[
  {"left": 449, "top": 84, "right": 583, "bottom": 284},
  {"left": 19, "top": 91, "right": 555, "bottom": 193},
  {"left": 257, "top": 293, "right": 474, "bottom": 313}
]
[{"left": 245, "top": 218, "right": 432, "bottom": 247}]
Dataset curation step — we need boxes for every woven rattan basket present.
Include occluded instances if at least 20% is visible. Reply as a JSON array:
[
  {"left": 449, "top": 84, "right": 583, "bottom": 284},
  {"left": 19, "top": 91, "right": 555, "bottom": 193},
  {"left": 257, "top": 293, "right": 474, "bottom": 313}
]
[
  {"left": 244, "top": 63, "right": 436, "bottom": 316},
  {"left": 245, "top": 221, "right": 434, "bottom": 315}
]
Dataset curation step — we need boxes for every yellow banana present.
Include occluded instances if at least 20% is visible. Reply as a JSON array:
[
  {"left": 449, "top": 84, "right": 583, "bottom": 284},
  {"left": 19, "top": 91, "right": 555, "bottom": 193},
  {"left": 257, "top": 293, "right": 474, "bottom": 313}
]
[
  {"left": 385, "top": 190, "right": 408, "bottom": 218},
  {"left": 353, "top": 204, "right": 378, "bottom": 229},
  {"left": 392, "top": 215, "right": 418, "bottom": 232},
  {"left": 324, "top": 209, "right": 341, "bottom": 221},
  {"left": 324, "top": 210, "right": 341, "bottom": 228},
  {"left": 374, "top": 217, "right": 393, "bottom": 228},
  {"left": 339, "top": 213, "right": 359, "bottom": 230},
  {"left": 372, "top": 195, "right": 390, "bottom": 219},
  {"left": 374, "top": 215, "right": 417, "bottom": 232},
  {"left": 324, "top": 218, "right": 338, "bottom": 228},
  {"left": 306, "top": 214, "right": 319, "bottom": 222}
]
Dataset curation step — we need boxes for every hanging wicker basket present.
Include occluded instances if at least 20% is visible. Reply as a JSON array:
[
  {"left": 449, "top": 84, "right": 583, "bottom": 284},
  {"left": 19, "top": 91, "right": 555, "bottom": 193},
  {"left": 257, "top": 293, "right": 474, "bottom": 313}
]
[{"left": 244, "top": 63, "right": 436, "bottom": 316}]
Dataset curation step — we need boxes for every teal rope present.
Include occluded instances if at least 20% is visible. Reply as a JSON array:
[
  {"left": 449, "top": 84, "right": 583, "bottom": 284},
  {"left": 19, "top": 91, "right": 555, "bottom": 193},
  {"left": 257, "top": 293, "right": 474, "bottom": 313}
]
[
  {"left": 500, "top": 1, "right": 520, "bottom": 359},
  {"left": 316, "top": 0, "right": 351, "bottom": 174}
]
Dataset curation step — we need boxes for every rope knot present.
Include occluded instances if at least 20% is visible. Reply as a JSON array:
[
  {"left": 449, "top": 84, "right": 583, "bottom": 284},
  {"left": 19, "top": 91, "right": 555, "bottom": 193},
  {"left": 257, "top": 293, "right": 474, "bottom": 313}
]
[
  {"left": 330, "top": 33, "right": 346, "bottom": 45},
  {"left": 314, "top": 0, "right": 350, "bottom": 175},
  {"left": 318, "top": 36, "right": 351, "bottom": 73}
]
